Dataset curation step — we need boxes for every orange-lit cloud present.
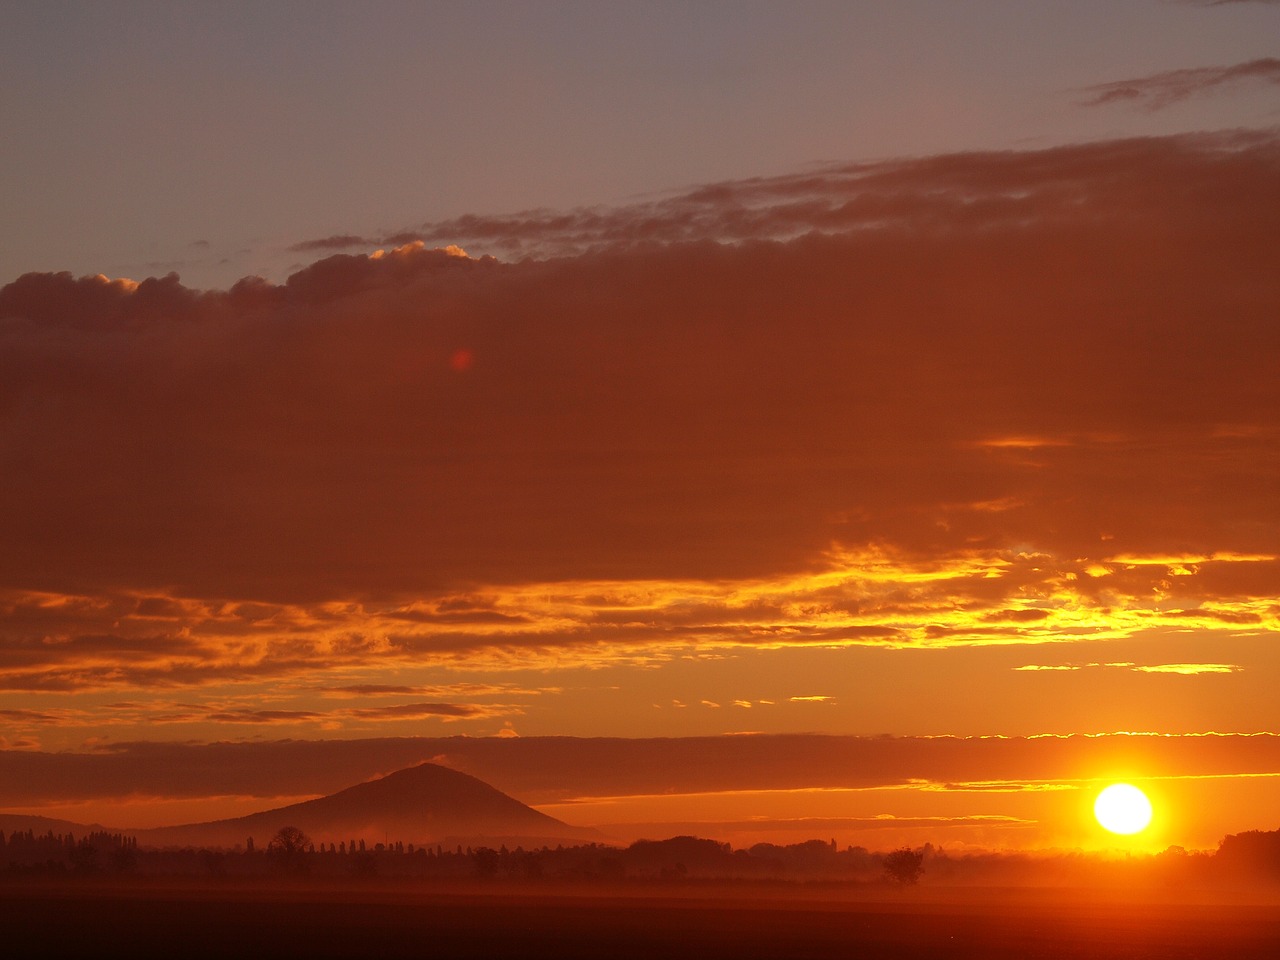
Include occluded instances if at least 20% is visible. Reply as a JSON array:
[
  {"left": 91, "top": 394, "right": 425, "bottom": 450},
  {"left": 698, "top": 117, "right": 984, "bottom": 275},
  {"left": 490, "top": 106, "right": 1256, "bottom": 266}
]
[
  {"left": 318, "top": 682, "right": 553, "bottom": 698},
  {"left": 1, "top": 131, "right": 1277, "bottom": 749},
  {"left": 0, "top": 542, "right": 1274, "bottom": 694},
  {"left": 1014, "top": 662, "right": 1242, "bottom": 675},
  {"left": 0, "top": 698, "right": 517, "bottom": 731}
]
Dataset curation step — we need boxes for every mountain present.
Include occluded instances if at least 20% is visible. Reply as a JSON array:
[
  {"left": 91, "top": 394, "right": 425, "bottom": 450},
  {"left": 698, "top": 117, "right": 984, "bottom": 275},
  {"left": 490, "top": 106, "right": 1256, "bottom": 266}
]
[
  {"left": 132, "top": 762, "right": 598, "bottom": 849},
  {"left": 0, "top": 813, "right": 111, "bottom": 837}
]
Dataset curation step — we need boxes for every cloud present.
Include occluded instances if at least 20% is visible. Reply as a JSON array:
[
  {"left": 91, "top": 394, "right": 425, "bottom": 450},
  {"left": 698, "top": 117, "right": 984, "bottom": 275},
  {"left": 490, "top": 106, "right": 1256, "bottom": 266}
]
[
  {"left": 0, "top": 697, "right": 516, "bottom": 733},
  {"left": 655, "top": 814, "right": 1032, "bottom": 831},
  {"left": 0, "top": 132, "right": 1277, "bottom": 714},
  {"left": 290, "top": 130, "right": 1280, "bottom": 258},
  {"left": 1080, "top": 58, "right": 1280, "bottom": 110},
  {"left": 343, "top": 701, "right": 497, "bottom": 720},
  {"left": 319, "top": 682, "right": 551, "bottom": 698},
  {"left": 204, "top": 709, "right": 323, "bottom": 724},
  {"left": 1, "top": 543, "right": 1274, "bottom": 693},
  {"left": 322, "top": 684, "right": 423, "bottom": 697},
  {"left": 1015, "top": 662, "right": 1242, "bottom": 675},
  {"left": 286, "top": 234, "right": 376, "bottom": 253},
  {"left": 2, "top": 732, "right": 1278, "bottom": 808}
]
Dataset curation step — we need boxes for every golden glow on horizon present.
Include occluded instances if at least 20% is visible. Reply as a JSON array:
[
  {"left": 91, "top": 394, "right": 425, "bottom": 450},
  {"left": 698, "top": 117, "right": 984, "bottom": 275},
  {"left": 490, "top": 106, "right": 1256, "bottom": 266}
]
[{"left": 1093, "top": 783, "right": 1153, "bottom": 835}]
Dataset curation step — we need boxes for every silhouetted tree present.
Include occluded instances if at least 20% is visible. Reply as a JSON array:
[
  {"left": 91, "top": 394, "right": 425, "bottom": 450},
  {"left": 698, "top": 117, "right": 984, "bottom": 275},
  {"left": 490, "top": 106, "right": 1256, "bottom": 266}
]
[
  {"left": 1215, "top": 829, "right": 1280, "bottom": 881},
  {"left": 883, "top": 847, "right": 925, "bottom": 885},
  {"left": 266, "top": 825, "right": 312, "bottom": 875}
]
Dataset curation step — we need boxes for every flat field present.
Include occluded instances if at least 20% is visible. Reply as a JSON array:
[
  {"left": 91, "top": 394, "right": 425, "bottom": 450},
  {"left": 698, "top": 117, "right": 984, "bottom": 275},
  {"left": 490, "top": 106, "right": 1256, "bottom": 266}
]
[{"left": 4, "top": 882, "right": 1278, "bottom": 959}]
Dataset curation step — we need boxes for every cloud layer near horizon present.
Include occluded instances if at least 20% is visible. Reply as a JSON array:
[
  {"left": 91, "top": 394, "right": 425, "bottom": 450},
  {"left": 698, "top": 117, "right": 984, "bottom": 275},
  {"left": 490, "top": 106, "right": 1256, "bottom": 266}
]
[
  {"left": 3, "top": 732, "right": 1279, "bottom": 809},
  {"left": 1, "top": 131, "right": 1277, "bottom": 722}
]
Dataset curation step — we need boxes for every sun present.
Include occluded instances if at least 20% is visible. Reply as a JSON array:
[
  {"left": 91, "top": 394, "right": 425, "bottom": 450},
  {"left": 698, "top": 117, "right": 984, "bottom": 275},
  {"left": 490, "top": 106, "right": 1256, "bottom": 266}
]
[{"left": 1093, "top": 783, "right": 1153, "bottom": 835}]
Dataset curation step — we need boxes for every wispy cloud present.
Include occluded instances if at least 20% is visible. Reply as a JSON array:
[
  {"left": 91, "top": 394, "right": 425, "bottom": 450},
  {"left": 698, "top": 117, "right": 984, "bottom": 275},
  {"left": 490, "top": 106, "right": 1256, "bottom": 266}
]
[
  {"left": 1015, "top": 662, "right": 1242, "bottom": 675},
  {"left": 288, "top": 130, "right": 1279, "bottom": 258},
  {"left": 204, "top": 709, "right": 324, "bottom": 725},
  {"left": 344, "top": 701, "right": 501, "bottom": 720},
  {"left": 287, "top": 234, "right": 376, "bottom": 253},
  {"left": 1080, "top": 58, "right": 1280, "bottom": 110},
  {"left": 0, "top": 697, "right": 518, "bottom": 731},
  {"left": 319, "top": 682, "right": 554, "bottom": 699}
]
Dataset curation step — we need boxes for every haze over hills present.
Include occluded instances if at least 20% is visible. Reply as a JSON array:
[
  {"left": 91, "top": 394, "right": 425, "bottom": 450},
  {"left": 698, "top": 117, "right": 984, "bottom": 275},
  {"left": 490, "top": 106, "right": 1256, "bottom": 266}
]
[{"left": 132, "top": 762, "right": 600, "bottom": 849}]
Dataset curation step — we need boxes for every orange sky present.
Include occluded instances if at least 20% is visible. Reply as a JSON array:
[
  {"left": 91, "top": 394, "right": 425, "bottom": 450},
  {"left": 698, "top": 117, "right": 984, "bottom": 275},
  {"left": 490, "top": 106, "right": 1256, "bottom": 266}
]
[{"left": 2, "top": 124, "right": 1278, "bottom": 850}]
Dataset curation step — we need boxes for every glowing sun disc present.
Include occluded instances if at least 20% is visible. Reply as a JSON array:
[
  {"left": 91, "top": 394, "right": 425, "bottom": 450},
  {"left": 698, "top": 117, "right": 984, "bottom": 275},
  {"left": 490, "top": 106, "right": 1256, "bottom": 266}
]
[{"left": 1094, "top": 783, "right": 1153, "bottom": 835}]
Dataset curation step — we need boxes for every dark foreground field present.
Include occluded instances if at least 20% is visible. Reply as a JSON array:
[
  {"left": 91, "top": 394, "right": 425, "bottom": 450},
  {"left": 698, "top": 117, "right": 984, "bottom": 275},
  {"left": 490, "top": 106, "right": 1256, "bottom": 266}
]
[{"left": 5, "top": 883, "right": 1279, "bottom": 959}]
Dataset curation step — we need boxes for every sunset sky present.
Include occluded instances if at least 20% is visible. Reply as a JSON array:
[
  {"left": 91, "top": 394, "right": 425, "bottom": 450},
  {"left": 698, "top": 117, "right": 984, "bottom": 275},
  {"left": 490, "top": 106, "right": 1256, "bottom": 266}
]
[{"left": 2, "top": 1, "right": 1279, "bottom": 854}]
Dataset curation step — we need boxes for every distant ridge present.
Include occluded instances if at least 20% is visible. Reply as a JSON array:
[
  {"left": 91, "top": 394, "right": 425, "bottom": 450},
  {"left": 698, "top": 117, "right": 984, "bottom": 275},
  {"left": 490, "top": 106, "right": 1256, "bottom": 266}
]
[
  {"left": 0, "top": 813, "right": 110, "bottom": 837},
  {"left": 132, "top": 762, "right": 599, "bottom": 849}
]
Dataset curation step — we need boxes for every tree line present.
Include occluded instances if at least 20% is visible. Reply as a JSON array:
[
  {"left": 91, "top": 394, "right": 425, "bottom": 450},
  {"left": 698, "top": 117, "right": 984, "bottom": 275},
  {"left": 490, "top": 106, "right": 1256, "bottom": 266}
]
[
  {"left": 6, "top": 825, "right": 1280, "bottom": 888},
  {"left": 2, "top": 829, "right": 138, "bottom": 876}
]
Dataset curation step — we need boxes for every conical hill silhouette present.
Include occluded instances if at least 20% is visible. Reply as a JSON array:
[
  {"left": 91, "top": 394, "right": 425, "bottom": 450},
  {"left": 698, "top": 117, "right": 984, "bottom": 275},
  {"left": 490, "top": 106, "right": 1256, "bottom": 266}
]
[{"left": 135, "top": 762, "right": 597, "bottom": 849}]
